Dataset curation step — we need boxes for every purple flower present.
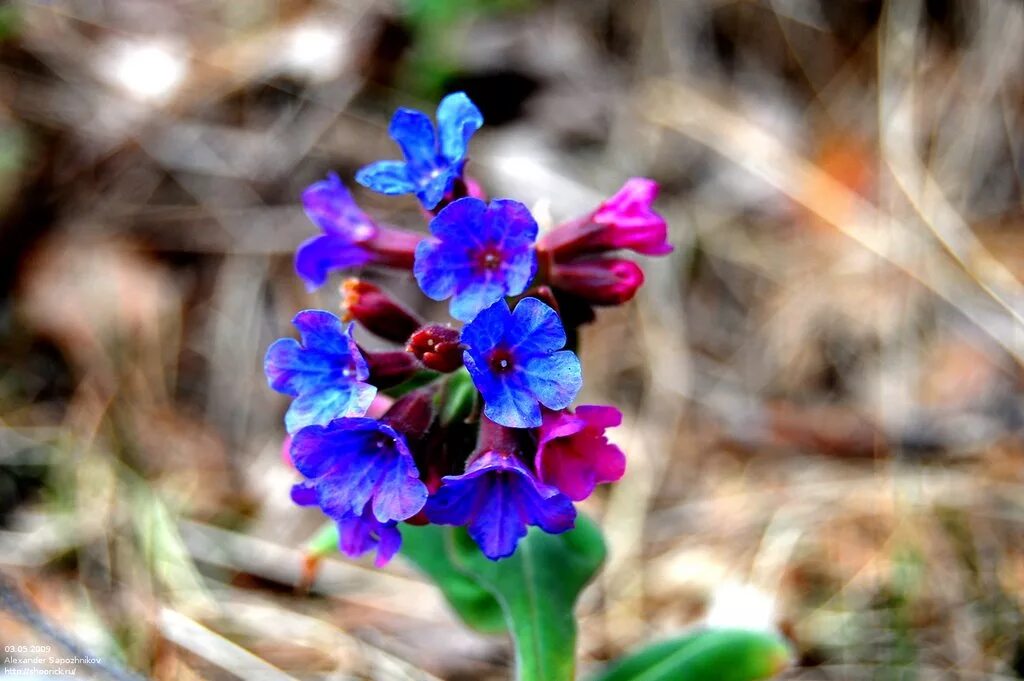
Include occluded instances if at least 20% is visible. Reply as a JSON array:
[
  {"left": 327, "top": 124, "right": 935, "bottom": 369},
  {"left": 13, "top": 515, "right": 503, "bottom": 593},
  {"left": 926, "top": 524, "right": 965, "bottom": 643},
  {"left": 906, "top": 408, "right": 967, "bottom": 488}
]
[
  {"left": 426, "top": 450, "right": 576, "bottom": 560},
  {"left": 537, "top": 406, "right": 626, "bottom": 501},
  {"left": 415, "top": 197, "right": 538, "bottom": 322},
  {"left": 356, "top": 92, "right": 484, "bottom": 210},
  {"left": 592, "top": 178, "right": 672, "bottom": 255},
  {"left": 296, "top": 174, "right": 422, "bottom": 291},
  {"left": 264, "top": 310, "right": 377, "bottom": 433},
  {"left": 462, "top": 297, "right": 582, "bottom": 429},
  {"left": 537, "top": 178, "right": 671, "bottom": 262},
  {"left": 291, "top": 490, "right": 402, "bottom": 567},
  {"left": 289, "top": 418, "right": 428, "bottom": 523}
]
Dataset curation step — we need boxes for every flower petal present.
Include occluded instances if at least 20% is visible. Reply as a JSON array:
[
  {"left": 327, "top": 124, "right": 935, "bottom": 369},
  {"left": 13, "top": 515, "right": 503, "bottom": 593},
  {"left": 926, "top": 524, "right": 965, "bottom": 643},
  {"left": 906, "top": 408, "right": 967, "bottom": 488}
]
[
  {"left": 389, "top": 108, "right": 438, "bottom": 169},
  {"left": 356, "top": 160, "right": 417, "bottom": 195},
  {"left": 449, "top": 279, "right": 506, "bottom": 322},
  {"left": 428, "top": 197, "right": 488, "bottom": 244},
  {"left": 294, "top": 234, "right": 373, "bottom": 291},
  {"left": 509, "top": 297, "right": 566, "bottom": 356},
  {"left": 521, "top": 350, "right": 582, "bottom": 411},
  {"left": 460, "top": 298, "right": 512, "bottom": 354},
  {"left": 301, "top": 173, "right": 377, "bottom": 240},
  {"left": 437, "top": 92, "right": 483, "bottom": 164}
]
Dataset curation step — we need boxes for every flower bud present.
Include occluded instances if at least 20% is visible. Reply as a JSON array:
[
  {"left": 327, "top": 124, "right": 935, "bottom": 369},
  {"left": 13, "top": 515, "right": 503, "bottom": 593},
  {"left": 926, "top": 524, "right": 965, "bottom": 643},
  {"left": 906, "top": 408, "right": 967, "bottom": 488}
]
[
  {"left": 538, "top": 178, "right": 671, "bottom": 262},
  {"left": 364, "top": 350, "right": 421, "bottom": 389},
  {"left": 341, "top": 279, "right": 423, "bottom": 344},
  {"left": 407, "top": 324, "right": 463, "bottom": 372},
  {"left": 550, "top": 258, "right": 645, "bottom": 306}
]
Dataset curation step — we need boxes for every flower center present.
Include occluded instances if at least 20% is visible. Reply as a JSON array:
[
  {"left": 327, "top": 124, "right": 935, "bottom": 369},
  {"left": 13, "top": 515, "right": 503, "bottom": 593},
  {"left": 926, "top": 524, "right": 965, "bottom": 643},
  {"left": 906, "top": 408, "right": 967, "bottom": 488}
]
[
  {"left": 476, "top": 246, "right": 503, "bottom": 271},
  {"left": 488, "top": 347, "right": 515, "bottom": 374}
]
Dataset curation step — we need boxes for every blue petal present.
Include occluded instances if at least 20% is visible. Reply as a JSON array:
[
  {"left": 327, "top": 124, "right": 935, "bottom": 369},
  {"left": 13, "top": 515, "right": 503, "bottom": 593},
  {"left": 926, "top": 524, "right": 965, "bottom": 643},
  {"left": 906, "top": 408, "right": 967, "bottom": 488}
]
[
  {"left": 294, "top": 234, "right": 373, "bottom": 291},
  {"left": 521, "top": 350, "right": 582, "bottom": 411},
  {"left": 460, "top": 298, "right": 512, "bottom": 354},
  {"left": 437, "top": 92, "right": 483, "bottom": 164},
  {"left": 424, "top": 475, "right": 479, "bottom": 526},
  {"left": 285, "top": 382, "right": 376, "bottom": 434},
  {"left": 374, "top": 522, "right": 402, "bottom": 567},
  {"left": 484, "top": 199, "right": 538, "bottom": 247},
  {"left": 428, "top": 197, "right": 488, "bottom": 244},
  {"left": 468, "top": 475, "right": 529, "bottom": 560},
  {"left": 356, "top": 160, "right": 417, "bottom": 195},
  {"left": 294, "top": 313, "right": 367, "bottom": 373},
  {"left": 414, "top": 238, "right": 464, "bottom": 301},
  {"left": 414, "top": 168, "right": 456, "bottom": 210},
  {"left": 290, "top": 481, "right": 318, "bottom": 506},
  {"left": 502, "top": 247, "right": 537, "bottom": 297},
  {"left": 520, "top": 484, "right": 576, "bottom": 534},
  {"left": 509, "top": 297, "right": 566, "bottom": 355},
  {"left": 301, "top": 173, "right": 377, "bottom": 240},
  {"left": 389, "top": 108, "right": 438, "bottom": 169},
  {"left": 336, "top": 506, "right": 402, "bottom": 566},
  {"left": 465, "top": 354, "right": 542, "bottom": 428},
  {"left": 450, "top": 279, "right": 506, "bottom": 323}
]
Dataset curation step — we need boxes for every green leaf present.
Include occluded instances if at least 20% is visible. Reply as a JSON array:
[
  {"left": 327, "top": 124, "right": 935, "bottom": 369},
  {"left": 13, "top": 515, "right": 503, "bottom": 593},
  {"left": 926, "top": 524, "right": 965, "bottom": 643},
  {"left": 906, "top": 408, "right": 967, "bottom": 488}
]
[
  {"left": 400, "top": 524, "right": 506, "bottom": 634},
  {"left": 591, "top": 628, "right": 792, "bottom": 681},
  {"left": 382, "top": 370, "right": 440, "bottom": 398},
  {"left": 449, "top": 514, "right": 606, "bottom": 681},
  {"left": 439, "top": 367, "right": 477, "bottom": 426}
]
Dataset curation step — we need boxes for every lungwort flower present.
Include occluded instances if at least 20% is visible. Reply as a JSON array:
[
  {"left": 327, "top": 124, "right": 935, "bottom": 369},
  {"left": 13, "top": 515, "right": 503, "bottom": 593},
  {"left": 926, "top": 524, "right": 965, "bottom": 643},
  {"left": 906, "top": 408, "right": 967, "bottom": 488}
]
[
  {"left": 462, "top": 297, "right": 582, "bottom": 429},
  {"left": 264, "top": 310, "right": 376, "bottom": 433},
  {"left": 426, "top": 419, "right": 575, "bottom": 560},
  {"left": 538, "top": 178, "right": 671, "bottom": 262},
  {"left": 296, "top": 173, "right": 422, "bottom": 290},
  {"left": 414, "top": 197, "right": 538, "bottom": 322},
  {"left": 537, "top": 406, "right": 626, "bottom": 501},
  {"left": 291, "top": 492, "right": 402, "bottom": 567},
  {"left": 289, "top": 417, "right": 428, "bottom": 524},
  {"left": 356, "top": 92, "right": 484, "bottom": 210}
]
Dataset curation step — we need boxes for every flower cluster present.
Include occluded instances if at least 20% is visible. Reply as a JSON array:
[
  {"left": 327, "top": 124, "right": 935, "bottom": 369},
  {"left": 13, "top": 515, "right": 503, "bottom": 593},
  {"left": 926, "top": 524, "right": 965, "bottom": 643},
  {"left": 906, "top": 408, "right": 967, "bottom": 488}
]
[{"left": 265, "top": 92, "right": 670, "bottom": 562}]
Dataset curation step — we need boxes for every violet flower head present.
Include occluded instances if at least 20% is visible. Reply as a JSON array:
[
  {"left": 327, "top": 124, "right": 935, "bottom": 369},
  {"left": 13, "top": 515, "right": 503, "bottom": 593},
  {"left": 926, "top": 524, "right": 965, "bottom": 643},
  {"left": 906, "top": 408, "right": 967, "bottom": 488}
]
[
  {"left": 289, "top": 417, "right": 427, "bottom": 523},
  {"left": 414, "top": 197, "right": 538, "bottom": 322},
  {"left": 426, "top": 450, "right": 576, "bottom": 560},
  {"left": 537, "top": 406, "right": 626, "bottom": 501},
  {"left": 592, "top": 178, "right": 672, "bottom": 256},
  {"left": 295, "top": 174, "right": 376, "bottom": 290},
  {"left": 296, "top": 174, "right": 423, "bottom": 291},
  {"left": 356, "top": 92, "right": 484, "bottom": 210},
  {"left": 264, "top": 310, "right": 376, "bottom": 433},
  {"left": 291, "top": 489, "right": 402, "bottom": 567},
  {"left": 462, "top": 297, "right": 582, "bottom": 429}
]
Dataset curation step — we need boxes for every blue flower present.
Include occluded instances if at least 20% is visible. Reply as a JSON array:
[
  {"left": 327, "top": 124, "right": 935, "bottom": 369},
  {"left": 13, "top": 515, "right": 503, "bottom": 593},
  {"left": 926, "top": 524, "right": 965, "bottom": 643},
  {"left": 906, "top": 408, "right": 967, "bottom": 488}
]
[
  {"left": 462, "top": 298, "right": 582, "bottom": 428},
  {"left": 292, "top": 486, "right": 402, "bottom": 567},
  {"left": 414, "top": 197, "right": 538, "bottom": 322},
  {"left": 289, "top": 418, "right": 428, "bottom": 523},
  {"left": 355, "top": 92, "right": 484, "bottom": 210},
  {"left": 425, "top": 450, "right": 576, "bottom": 560},
  {"left": 264, "top": 310, "right": 377, "bottom": 433},
  {"left": 295, "top": 173, "right": 378, "bottom": 290}
]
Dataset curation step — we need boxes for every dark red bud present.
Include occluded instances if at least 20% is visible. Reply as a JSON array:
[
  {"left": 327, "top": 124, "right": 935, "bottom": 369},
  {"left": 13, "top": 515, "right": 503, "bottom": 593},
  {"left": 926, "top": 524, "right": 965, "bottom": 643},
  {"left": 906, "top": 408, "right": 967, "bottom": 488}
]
[
  {"left": 342, "top": 279, "right": 423, "bottom": 343},
  {"left": 549, "top": 258, "right": 645, "bottom": 306},
  {"left": 365, "top": 350, "right": 421, "bottom": 389},
  {"left": 407, "top": 324, "right": 464, "bottom": 373}
]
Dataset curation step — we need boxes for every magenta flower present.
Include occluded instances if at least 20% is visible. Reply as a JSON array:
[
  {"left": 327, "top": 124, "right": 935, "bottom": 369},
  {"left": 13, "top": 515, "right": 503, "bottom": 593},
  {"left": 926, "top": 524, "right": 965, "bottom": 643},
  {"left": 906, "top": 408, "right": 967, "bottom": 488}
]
[
  {"left": 536, "top": 406, "right": 626, "bottom": 501},
  {"left": 538, "top": 178, "right": 671, "bottom": 262}
]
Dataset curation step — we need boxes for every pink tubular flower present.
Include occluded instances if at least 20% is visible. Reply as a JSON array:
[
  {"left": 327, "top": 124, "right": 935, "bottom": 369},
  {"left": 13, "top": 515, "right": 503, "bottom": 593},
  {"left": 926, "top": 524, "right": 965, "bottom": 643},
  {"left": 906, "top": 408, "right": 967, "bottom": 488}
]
[
  {"left": 536, "top": 406, "right": 626, "bottom": 501},
  {"left": 538, "top": 178, "right": 671, "bottom": 263}
]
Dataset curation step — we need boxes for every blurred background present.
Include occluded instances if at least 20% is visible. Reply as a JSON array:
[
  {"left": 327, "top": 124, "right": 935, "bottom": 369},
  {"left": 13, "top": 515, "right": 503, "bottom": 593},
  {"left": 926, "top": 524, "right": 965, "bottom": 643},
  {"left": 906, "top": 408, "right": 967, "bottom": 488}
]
[{"left": 2, "top": 0, "right": 1024, "bottom": 678}]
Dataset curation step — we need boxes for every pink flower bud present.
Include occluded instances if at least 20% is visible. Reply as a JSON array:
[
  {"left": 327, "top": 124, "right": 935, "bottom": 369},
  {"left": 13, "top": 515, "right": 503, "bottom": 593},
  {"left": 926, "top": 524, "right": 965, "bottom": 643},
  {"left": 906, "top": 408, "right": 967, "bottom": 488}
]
[{"left": 549, "top": 258, "right": 645, "bottom": 306}]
